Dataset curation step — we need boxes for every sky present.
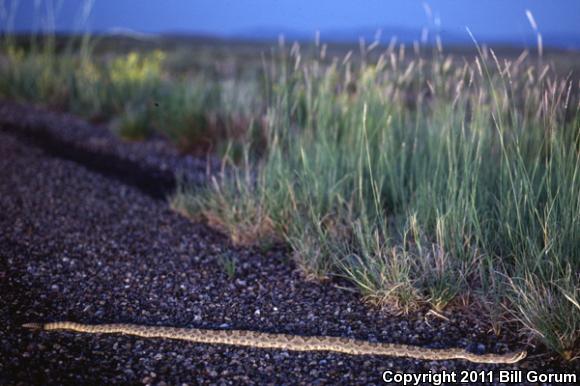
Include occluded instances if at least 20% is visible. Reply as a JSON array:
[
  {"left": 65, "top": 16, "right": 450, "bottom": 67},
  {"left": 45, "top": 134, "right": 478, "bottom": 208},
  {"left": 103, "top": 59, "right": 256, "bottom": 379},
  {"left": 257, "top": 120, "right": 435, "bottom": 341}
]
[{"left": 4, "top": 0, "right": 580, "bottom": 47}]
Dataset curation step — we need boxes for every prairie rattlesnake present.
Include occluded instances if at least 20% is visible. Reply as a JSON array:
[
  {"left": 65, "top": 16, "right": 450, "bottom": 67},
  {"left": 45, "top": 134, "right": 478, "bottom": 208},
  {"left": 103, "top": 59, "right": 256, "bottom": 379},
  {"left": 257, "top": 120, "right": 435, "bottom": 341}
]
[{"left": 23, "top": 321, "right": 527, "bottom": 364}]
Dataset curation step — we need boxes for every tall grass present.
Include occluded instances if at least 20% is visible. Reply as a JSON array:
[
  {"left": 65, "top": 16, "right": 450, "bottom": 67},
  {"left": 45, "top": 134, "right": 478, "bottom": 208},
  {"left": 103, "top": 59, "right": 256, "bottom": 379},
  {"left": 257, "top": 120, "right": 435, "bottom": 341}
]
[{"left": 173, "top": 42, "right": 580, "bottom": 359}]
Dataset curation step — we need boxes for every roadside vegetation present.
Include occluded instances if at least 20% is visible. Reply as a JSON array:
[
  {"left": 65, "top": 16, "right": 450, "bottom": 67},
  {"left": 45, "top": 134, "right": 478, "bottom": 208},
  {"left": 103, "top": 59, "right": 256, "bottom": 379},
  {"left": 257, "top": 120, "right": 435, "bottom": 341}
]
[
  {"left": 0, "top": 32, "right": 261, "bottom": 154},
  {"left": 1, "top": 22, "right": 578, "bottom": 360},
  {"left": 172, "top": 40, "right": 579, "bottom": 360}
]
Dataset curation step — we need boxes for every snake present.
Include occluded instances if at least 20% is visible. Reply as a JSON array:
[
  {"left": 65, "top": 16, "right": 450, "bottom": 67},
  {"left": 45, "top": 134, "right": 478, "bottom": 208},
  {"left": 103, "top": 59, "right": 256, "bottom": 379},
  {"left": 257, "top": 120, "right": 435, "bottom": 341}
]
[{"left": 23, "top": 321, "right": 527, "bottom": 364}]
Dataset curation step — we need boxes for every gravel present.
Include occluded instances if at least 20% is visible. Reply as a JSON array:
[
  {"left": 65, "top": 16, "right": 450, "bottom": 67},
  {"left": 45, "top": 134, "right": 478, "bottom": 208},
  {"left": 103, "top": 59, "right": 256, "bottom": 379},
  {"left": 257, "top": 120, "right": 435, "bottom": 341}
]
[
  {"left": 0, "top": 105, "right": 577, "bottom": 385},
  {"left": 0, "top": 100, "right": 218, "bottom": 198}
]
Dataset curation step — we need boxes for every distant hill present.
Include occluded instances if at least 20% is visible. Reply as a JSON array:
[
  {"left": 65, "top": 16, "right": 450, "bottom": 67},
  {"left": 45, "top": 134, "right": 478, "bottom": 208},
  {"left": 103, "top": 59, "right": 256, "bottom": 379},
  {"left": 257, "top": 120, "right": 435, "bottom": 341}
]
[{"left": 231, "top": 26, "right": 580, "bottom": 50}]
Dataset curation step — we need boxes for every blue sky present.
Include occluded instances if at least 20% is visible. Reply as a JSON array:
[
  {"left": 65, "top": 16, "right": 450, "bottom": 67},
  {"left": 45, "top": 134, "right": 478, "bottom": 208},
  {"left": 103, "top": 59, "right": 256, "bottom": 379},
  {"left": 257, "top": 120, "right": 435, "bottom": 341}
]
[{"left": 5, "top": 0, "right": 580, "bottom": 46}]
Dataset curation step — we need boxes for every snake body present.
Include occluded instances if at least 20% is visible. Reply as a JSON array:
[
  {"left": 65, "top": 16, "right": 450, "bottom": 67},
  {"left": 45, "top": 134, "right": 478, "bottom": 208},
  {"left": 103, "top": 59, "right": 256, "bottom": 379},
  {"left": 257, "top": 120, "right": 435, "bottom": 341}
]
[{"left": 23, "top": 321, "right": 527, "bottom": 364}]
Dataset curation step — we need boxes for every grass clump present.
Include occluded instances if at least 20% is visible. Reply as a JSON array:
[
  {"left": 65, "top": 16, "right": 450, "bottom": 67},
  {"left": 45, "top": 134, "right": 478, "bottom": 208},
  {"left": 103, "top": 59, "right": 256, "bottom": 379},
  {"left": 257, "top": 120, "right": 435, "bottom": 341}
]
[
  {"left": 171, "top": 165, "right": 278, "bottom": 247},
  {"left": 508, "top": 270, "right": 579, "bottom": 360},
  {"left": 217, "top": 252, "right": 238, "bottom": 280}
]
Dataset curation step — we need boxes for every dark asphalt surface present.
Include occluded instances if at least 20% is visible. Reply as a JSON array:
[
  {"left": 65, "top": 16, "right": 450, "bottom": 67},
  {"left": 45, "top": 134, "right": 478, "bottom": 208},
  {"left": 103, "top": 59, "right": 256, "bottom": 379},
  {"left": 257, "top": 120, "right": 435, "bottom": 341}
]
[{"left": 0, "top": 105, "right": 576, "bottom": 385}]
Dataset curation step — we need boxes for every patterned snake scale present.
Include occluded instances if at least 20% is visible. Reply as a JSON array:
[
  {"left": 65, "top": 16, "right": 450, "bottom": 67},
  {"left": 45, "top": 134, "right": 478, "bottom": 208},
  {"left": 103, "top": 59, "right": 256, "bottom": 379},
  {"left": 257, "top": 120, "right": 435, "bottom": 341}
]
[{"left": 23, "top": 321, "right": 527, "bottom": 364}]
